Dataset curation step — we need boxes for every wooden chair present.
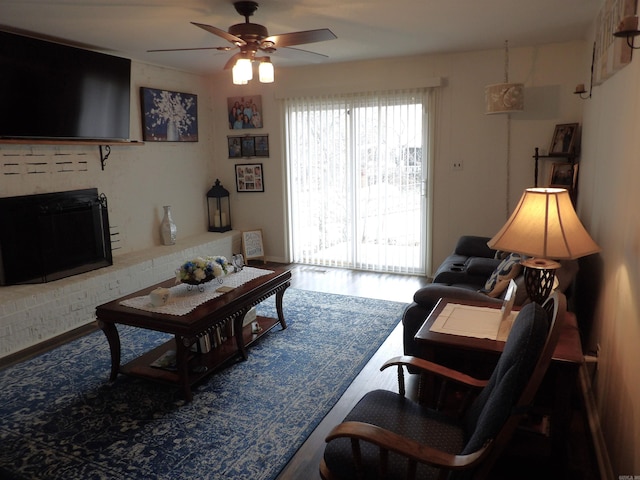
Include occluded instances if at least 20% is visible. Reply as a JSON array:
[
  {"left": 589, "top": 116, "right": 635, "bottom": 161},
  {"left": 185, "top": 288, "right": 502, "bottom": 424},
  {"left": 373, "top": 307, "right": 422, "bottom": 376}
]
[{"left": 320, "top": 293, "right": 566, "bottom": 480}]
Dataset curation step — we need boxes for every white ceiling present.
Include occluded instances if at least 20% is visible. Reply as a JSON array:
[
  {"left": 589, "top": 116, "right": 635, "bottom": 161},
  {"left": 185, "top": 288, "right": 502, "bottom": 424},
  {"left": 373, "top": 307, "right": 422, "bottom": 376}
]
[{"left": 0, "top": 0, "right": 602, "bottom": 75}]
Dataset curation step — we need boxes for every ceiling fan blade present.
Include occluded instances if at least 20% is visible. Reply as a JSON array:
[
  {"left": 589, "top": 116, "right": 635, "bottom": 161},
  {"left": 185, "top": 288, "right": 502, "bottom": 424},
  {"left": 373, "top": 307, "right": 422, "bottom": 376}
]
[
  {"left": 264, "top": 28, "right": 336, "bottom": 48},
  {"left": 274, "top": 46, "right": 330, "bottom": 63},
  {"left": 191, "top": 22, "right": 246, "bottom": 46},
  {"left": 224, "top": 53, "right": 242, "bottom": 70},
  {"left": 147, "top": 46, "right": 232, "bottom": 53}
]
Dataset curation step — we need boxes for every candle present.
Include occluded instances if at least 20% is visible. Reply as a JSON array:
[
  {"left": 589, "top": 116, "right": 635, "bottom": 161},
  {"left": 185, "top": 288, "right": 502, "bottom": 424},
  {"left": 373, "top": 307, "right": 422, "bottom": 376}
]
[
  {"left": 574, "top": 83, "right": 586, "bottom": 93},
  {"left": 619, "top": 15, "right": 638, "bottom": 32}
]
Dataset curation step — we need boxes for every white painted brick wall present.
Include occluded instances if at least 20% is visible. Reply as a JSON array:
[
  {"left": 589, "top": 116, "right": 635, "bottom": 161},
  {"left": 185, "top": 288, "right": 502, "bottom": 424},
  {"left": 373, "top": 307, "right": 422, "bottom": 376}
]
[{"left": 0, "top": 231, "right": 242, "bottom": 359}]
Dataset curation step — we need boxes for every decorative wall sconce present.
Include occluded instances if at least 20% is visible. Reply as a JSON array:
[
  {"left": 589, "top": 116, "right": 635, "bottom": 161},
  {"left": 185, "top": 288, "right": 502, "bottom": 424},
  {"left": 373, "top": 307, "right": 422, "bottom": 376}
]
[
  {"left": 613, "top": 15, "right": 640, "bottom": 49},
  {"left": 574, "top": 42, "right": 596, "bottom": 100}
]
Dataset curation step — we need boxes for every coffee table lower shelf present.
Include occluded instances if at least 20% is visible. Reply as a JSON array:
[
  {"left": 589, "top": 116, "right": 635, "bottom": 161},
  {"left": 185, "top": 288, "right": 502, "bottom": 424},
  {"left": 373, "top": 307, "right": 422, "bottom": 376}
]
[{"left": 118, "top": 316, "right": 280, "bottom": 393}]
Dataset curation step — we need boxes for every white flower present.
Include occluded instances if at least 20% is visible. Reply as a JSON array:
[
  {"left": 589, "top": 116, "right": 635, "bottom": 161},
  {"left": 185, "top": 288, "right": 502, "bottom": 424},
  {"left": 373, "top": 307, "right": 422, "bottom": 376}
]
[
  {"left": 212, "top": 263, "right": 223, "bottom": 278},
  {"left": 194, "top": 268, "right": 206, "bottom": 281}
]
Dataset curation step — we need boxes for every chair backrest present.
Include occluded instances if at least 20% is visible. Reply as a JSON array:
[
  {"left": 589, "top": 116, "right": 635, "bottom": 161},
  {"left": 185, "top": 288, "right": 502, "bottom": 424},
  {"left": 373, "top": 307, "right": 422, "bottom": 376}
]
[{"left": 461, "top": 292, "right": 565, "bottom": 459}]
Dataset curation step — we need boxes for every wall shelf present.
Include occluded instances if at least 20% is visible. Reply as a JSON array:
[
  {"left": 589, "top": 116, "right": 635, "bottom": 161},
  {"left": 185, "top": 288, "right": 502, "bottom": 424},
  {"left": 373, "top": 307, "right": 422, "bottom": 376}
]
[{"left": 533, "top": 147, "right": 578, "bottom": 187}]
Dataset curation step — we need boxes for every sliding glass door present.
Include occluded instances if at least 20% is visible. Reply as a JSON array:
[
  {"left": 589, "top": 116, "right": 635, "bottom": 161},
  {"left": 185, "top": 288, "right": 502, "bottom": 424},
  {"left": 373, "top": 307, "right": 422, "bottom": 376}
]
[{"left": 285, "top": 89, "right": 432, "bottom": 275}]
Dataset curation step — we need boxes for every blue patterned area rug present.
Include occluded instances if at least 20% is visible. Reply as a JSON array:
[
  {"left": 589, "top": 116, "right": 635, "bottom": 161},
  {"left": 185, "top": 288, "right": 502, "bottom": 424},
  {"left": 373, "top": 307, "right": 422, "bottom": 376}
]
[{"left": 0, "top": 288, "right": 406, "bottom": 480}]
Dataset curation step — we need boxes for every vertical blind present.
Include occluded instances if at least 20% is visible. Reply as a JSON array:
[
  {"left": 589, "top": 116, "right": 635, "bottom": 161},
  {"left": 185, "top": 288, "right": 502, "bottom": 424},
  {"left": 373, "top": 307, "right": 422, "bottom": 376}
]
[{"left": 284, "top": 88, "right": 433, "bottom": 274}]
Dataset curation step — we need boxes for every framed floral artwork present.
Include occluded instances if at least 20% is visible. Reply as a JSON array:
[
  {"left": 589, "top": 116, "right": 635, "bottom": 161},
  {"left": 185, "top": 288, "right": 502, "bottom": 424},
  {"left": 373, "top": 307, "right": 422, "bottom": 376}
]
[
  {"left": 141, "top": 87, "right": 198, "bottom": 142},
  {"left": 227, "top": 95, "right": 263, "bottom": 129},
  {"left": 235, "top": 163, "right": 264, "bottom": 192}
]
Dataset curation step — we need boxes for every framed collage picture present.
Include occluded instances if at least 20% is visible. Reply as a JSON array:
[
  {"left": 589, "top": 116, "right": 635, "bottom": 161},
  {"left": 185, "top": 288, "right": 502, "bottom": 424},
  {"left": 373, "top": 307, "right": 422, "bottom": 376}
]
[{"left": 235, "top": 163, "right": 264, "bottom": 192}]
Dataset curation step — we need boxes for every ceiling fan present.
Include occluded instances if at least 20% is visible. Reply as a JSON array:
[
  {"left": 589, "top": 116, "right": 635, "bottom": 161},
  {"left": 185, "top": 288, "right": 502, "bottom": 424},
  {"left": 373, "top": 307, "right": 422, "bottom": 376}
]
[{"left": 148, "top": 1, "right": 337, "bottom": 73}]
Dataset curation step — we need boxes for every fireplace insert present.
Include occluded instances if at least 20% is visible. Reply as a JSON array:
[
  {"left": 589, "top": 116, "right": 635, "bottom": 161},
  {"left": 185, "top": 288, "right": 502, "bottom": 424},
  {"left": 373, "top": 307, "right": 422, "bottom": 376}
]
[{"left": 0, "top": 188, "right": 112, "bottom": 285}]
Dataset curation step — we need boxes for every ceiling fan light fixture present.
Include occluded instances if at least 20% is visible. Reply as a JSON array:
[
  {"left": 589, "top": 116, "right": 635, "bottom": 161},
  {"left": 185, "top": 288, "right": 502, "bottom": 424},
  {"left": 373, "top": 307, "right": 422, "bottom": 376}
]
[
  {"left": 233, "top": 57, "right": 253, "bottom": 84},
  {"left": 232, "top": 63, "right": 247, "bottom": 84},
  {"left": 259, "top": 59, "right": 274, "bottom": 83}
]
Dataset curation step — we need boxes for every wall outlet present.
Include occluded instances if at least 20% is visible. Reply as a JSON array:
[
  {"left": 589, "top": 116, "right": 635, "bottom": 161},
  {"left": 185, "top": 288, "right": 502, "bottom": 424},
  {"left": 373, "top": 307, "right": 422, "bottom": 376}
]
[{"left": 452, "top": 161, "right": 463, "bottom": 171}]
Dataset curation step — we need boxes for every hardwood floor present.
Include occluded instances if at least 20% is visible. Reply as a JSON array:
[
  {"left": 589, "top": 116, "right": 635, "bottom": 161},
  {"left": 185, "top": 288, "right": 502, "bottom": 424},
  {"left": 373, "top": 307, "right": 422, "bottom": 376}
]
[{"left": 276, "top": 263, "right": 600, "bottom": 480}]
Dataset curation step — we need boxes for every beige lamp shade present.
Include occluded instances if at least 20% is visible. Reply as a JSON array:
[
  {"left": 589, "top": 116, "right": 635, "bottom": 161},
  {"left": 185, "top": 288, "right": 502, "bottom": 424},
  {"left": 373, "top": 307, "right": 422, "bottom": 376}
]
[
  {"left": 485, "top": 82, "right": 524, "bottom": 114},
  {"left": 488, "top": 188, "right": 601, "bottom": 260}
]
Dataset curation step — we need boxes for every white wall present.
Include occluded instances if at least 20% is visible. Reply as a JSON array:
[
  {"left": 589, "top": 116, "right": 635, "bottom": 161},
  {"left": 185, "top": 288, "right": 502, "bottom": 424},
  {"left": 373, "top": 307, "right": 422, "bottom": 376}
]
[
  {"left": 578, "top": 29, "right": 640, "bottom": 474},
  {"left": 0, "top": 62, "right": 217, "bottom": 255},
  {"left": 208, "top": 43, "right": 586, "bottom": 272}
]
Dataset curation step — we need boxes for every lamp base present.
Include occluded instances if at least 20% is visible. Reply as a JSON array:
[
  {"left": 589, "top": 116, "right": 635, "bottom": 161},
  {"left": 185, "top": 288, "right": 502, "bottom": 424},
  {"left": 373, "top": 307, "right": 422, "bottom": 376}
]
[{"left": 521, "top": 258, "right": 561, "bottom": 305}]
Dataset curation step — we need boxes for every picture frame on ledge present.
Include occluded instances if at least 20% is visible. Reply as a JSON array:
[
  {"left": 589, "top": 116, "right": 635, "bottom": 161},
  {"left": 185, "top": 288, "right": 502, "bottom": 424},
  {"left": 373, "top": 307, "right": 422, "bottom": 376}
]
[
  {"left": 549, "top": 162, "right": 579, "bottom": 190},
  {"left": 235, "top": 163, "right": 264, "bottom": 192},
  {"left": 549, "top": 123, "right": 578, "bottom": 155},
  {"left": 140, "top": 87, "right": 198, "bottom": 142}
]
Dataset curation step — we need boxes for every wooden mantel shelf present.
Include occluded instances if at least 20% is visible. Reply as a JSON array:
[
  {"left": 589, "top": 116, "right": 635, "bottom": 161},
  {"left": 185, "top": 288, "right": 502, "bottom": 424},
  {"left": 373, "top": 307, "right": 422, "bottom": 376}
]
[{"left": 0, "top": 138, "right": 143, "bottom": 146}]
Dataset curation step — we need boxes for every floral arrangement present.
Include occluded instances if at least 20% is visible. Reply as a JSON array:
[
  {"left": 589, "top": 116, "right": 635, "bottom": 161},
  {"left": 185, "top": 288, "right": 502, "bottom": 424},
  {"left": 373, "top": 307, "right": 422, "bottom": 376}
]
[
  {"left": 146, "top": 89, "right": 196, "bottom": 136},
  {"left": 175, "top": 256, "right": 231, "bottom": 285}
]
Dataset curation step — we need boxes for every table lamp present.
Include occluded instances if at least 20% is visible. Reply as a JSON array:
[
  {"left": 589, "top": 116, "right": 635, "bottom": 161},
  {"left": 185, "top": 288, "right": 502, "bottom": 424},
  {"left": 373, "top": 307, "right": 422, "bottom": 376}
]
[{"left": 488, "top": 187, "right": 601, "bottom": 304}]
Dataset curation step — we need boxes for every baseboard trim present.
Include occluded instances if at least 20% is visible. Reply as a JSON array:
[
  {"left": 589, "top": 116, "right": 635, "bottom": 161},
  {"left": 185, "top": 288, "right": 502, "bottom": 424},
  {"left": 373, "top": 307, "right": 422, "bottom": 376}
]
[
  {"left": 579, "top": 361, "right": 614, "bottom": 480},
  {"left": 0, "top": 322, "right": 98, "bottom": 371}
]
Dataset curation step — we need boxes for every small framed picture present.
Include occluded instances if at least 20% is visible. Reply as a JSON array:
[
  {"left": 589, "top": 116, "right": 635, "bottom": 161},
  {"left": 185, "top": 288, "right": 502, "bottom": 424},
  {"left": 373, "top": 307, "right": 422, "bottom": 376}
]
[
  {"left": 228, "top": 136, "right": 242, "bottom": 158},
  {"left": 235, "top": 163, "right": 264, "bottom": 192},
  {"left": 241, "top": 136, "right": 256, "bottom": 157},
  {"left": 254, "top": 135, "right": 269, "bottom": 157},
  {"left": 549, "top": 162, "right": 579, "bottom": 190},
  {"left": 549, "top": 123, "right": 579, "bottom": 155}
]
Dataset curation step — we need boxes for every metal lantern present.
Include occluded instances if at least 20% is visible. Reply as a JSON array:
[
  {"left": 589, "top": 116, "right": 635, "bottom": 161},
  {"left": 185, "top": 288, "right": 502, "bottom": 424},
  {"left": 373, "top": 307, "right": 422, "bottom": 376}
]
[{"left": 206, "top": 179, "right": 231, "bottom": 232}]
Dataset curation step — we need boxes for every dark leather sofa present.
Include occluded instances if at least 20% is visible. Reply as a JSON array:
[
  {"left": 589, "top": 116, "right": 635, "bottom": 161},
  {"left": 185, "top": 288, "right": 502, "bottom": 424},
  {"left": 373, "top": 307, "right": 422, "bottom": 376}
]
[{"left": 402, "top": 235, "right": 579, "bottom": 359}]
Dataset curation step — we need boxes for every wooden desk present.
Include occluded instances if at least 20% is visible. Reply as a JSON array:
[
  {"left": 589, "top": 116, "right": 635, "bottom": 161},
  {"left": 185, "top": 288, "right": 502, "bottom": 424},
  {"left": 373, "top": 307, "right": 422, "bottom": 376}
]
[
  {"left": 96, "top": 267, "right": 291, "bottom": 401},
  {"left": 415, "top": 298, "right": 583, "bottom": 466}
]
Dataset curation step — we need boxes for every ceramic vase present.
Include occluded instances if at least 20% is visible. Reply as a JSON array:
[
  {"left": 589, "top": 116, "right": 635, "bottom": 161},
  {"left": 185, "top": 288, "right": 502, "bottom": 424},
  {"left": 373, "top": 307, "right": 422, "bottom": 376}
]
[{"left": 161, "top": 205, "right": 177, "bottom": 245}]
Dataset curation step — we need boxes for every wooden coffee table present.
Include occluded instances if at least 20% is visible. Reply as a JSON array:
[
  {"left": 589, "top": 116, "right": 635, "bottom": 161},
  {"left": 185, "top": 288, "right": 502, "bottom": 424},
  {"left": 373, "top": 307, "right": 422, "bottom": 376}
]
[{"left": 96, "top": 266, "right": 291, "bottom": 401}]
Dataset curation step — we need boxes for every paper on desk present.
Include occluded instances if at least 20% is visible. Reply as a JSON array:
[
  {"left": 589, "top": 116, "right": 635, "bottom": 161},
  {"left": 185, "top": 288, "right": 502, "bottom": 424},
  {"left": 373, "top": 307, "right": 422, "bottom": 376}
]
[{"left": 429, "top": 303, "right": 518, "bottom": 341}]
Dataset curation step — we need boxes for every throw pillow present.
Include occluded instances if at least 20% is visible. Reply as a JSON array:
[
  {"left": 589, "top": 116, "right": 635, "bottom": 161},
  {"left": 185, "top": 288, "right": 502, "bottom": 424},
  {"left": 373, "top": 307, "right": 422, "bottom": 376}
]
[{"left": 480, "top": 252, "right": 522, "bottom": 298}]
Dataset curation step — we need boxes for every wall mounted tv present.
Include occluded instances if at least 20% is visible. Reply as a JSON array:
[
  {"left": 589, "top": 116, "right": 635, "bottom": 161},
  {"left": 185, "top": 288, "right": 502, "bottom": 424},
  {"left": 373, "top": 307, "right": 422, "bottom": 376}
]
[{"left": 0, "top": 30, "right": 131, "bottom": 141}]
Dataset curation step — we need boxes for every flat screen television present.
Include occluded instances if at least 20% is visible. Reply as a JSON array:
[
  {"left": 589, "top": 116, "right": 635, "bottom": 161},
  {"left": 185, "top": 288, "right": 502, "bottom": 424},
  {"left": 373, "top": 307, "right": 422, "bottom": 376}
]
[{"left": 0, "top": 30, "right": 131, "bottom": 141}]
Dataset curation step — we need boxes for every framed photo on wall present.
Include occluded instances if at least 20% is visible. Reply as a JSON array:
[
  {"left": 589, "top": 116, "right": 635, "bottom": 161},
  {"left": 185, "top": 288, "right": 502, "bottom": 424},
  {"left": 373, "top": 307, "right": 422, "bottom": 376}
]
[
  {"left": 549, "top": 162, "right": 578, "bottom": 190},
  {"left": 228, "top": 136, "right": 242, "bottom": 158},
  {"left": 241, "top": 136, "right": 256, "bottom": 157},
  {"left": 254, "top": 135, "right": 269, "bottom": 156},
  {"left": 227, "top": 95, "right": 263, "bottom": 129},
  {"left": 549, "top": 123, "right": 578, "bottom": 155},
  {"left": 140, "top": 87, "right": 198, "bottom": 142},
  {"left": 235, "top": 163, "right": 264, "bottom": 192}
]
